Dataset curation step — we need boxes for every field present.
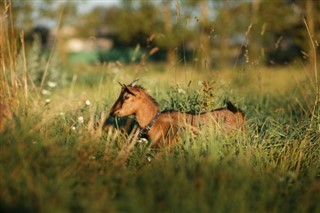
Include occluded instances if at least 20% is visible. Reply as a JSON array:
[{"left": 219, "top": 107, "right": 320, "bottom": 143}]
[
  {"left": 1, "top": 4, "right": 320, "bottom": 212},
  {"left": 1, "top": 57, "right": 320, "bottom": 212}
]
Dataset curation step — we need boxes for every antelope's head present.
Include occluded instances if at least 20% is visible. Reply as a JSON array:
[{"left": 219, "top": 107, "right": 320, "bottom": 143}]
[{"left": 110, "top": 79, "right": 142, "bottom": 117}]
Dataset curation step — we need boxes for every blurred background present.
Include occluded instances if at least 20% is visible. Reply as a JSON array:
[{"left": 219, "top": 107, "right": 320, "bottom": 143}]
[{"left": 7, "top": 0, "right": 319, "bottom": 68}]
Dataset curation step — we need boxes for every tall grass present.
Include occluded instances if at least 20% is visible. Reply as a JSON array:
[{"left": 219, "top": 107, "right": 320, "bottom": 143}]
[
  {"left": 1, "top": 2, "right": 20, "bottom": 107},
  {"left": 1, "top": 64, "right": 319, "bottom": 212},
  {"left": 1, "top": 2, "right": 320, "bottom": 213}
]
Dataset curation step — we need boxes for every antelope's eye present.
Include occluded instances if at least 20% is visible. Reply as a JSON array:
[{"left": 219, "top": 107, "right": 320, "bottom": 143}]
[{"left": 124, "top": 95, "right": 130, "bottom": 100}]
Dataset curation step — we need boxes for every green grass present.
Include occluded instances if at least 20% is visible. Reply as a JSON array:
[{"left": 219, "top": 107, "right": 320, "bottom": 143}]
[
  {"left": 1, "top": 2, "right": 319, "bottom": 211},
  {"left": 1, "top": 63, "right": 319, "bottom": 213}
]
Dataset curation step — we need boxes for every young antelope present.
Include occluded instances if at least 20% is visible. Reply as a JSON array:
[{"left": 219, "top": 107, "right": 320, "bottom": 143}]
[{"left": 109, "top": 80, "right": 245, "bottom": 148}]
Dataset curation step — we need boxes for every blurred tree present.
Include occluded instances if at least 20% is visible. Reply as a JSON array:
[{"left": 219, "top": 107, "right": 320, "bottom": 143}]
[
  {"left": 6, "top": 0, "right": 79, "bottom": 53},
  {"left": 76, "top": 7, "right": 109, "bottom": 38},
  {"left": 161, "top": 0, "right": 176, "bottom": 64},
  {"left": 211, "top": 1, "right": 250, "bottom": 67},
  {"left": 183, "top": 0, "right": 213, "bottom": 69},
  {"left": 247, "top": 0, "right": 260, "bottom": 64},
  {"left": 64, "top": 0, "right": 320, "bottom": 66},
  {"left": 76, "top": 0, "right": 193, "bottom": 64},
  {"left": 217, "top": 0, "right": 232, "bottom": 67},
  {"left": 155, "top": 0, "right": 194, "bottom": 64},
  {"left": 258, "top": 1, "right": 304, "bottom": 64},
  {"left": 8, "top": 0, "right": 79, "bottom": 31},
  {"left": 198, "top": 0, "right": 211, "bottom": 69},
  {"left": 116, "top": 1, "right": 159, "bottom": 46},
  {"left": 211, "top": 0, "right": 320, "bottom": 66},
  {"left": 10, "top": 1, "right": 34, "bottom": 30},
  {"left": 305, "top": 0, "right": 318, "bottom": 72}
]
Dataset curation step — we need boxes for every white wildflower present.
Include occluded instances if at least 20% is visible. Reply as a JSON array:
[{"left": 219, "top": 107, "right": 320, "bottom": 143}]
[
  {"left": 78, "top": 116, "right": 84, "bottom": 123},
  {"left": 45, "top": 99, "right": 51, "bottom": 104},
  {"left": 60, "top": 112, "right": 65, "bottom": 116},
  {"left": 47, "top": 81, "right": 57, "bottom": 88},
  {"left": 138, "top": 138, "right": 148, "bottom": 144},
  {"left": 177, "top": 88, "right": 186, "bottom": 94},
  {"left": 41, "top": 89, "right": 51, "bottom": 96},
  {"left": 147, "top": 156, "right": 152, "bottom": 162},
  {"left": 71, "top": 126, "right": 76, "bottom": 131},
  {"left": 85, "top": 100, "right": 91, "bottom": 106}
]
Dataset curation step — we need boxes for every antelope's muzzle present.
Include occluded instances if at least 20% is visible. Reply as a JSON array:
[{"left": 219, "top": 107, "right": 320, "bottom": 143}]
[{"left": 110, "top": 101, "right": 121, "bottom": 117}]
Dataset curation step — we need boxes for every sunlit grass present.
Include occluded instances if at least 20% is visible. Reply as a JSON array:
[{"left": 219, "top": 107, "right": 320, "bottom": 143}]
[{"left": 1, "top": 61, "right": 319, "bottom": 212}]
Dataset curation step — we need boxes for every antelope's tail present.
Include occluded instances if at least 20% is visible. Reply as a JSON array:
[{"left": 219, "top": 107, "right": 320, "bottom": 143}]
[
  {"left": 225, "top": 100, "right": 246, "bottom": 131},
  {"left": 225, "top": 100, "right": 244, "bottom": 116}
]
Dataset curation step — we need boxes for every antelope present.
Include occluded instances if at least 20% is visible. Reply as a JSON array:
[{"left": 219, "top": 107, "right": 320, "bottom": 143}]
[{"left": 109, "top": 80, "right": 245, "bottom": 148}]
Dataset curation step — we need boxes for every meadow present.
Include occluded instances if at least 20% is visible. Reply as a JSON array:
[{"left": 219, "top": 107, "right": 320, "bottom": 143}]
[
  {"left": 1, "top": 6, "right": 320, "bottom": 213},
  {"left": 1, "top": 58, "right": 320, "bottom": 212}
]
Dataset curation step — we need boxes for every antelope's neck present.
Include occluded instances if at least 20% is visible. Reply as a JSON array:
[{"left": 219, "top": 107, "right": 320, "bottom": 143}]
[{"left": 135, "top": 99, "right": 160, "bottom": 128}]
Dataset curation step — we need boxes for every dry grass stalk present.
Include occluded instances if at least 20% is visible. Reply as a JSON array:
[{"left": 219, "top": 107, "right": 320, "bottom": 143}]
[{"left": 303, "top": 18, "right": 319, "bottom": 129}]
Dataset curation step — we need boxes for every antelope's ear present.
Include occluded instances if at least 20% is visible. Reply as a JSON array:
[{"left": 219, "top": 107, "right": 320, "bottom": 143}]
[
  {"left": 123, "top": 84, "right": 136, "bottom": 96},
  {"left": 128, "top": 79, "right": 139, "bottom": 87}
]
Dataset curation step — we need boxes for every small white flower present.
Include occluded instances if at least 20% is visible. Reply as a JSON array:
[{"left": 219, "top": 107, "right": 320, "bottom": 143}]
[
  {"left": 138, "top": 138, "right": 148, "bottom": 144},
  {"left": 89, "top": 156, "right": 96, "bottom": 160},
  {"left": 78, "top": 116, "right": 84, "bottom": 123},
  {"left": 41, "top": 89, "right": 51, "bottom": 96},
  {"left": 71, "top": 126, "right": 76, "bottom": 131},
  {"left": 85, "top": 100, "right": 91, "bottom": 106},
  {"left": 45, "top": 99, "right": 51, "bottom": 104},
  {"left": 177, "top": 88, "right": 186, "bottom": 94},
  {"left": 47, "top": 81, "right": 57, "bottom": 88},
  {"left": 147, "top": 156, "right": 152, "bottom": 162},
  {"left": 60, "top": 112, "right": 65, "bottom": 116}
]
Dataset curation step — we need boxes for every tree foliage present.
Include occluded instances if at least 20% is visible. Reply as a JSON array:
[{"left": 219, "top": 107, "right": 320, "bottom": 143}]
[{"left": 8, "top": 0, "right": 320, "bottom": 66}]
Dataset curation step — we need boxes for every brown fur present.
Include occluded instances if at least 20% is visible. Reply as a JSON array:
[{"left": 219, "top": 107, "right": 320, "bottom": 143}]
[{"left": 110, "top": 81, "right": 245, "bottom": 148}]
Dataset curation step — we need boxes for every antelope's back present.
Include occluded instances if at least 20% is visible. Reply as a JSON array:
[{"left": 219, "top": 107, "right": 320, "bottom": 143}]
[
  {"left": 187, "top": 109, "right": 245, "bottom": 131},
  {"left": 160, "top": 109, "right": 245, "bottom": 131},
  {"left": 210, "top": 109, "right": 245, "bottom": 131}
]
